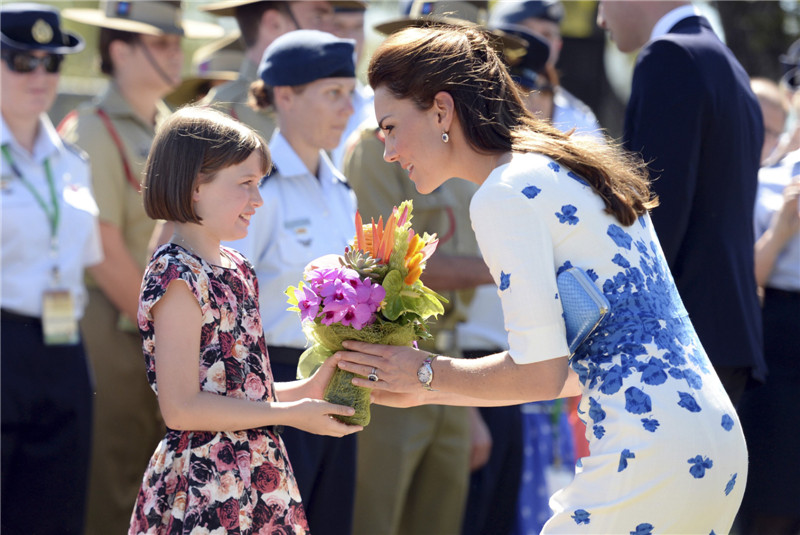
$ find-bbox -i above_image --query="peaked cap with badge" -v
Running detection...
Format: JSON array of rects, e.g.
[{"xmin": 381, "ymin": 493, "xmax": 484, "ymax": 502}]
[
  {"xmin": 0, "ymin": 2, "xmax": 84, "ymax": 54},
  {"xmin": 62, "ymin": 1, "xmax": 223, "ymax": 39}
]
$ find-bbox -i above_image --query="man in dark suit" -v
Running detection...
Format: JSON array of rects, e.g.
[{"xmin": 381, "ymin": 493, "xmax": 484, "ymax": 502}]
[{"xmin": 597, "ymin": 1, "xmax": 767, "ymax": 405}]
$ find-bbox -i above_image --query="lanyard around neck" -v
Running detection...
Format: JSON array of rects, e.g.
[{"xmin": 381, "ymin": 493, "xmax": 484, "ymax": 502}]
[{"xmin": 2, "ymin": 144, "xmax": 60, "ymax": 242}]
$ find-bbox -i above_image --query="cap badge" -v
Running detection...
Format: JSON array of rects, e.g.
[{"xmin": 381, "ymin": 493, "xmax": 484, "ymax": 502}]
[{"xmin": 32, "ymin": 19, "xmax": 54, "ymax": 44}]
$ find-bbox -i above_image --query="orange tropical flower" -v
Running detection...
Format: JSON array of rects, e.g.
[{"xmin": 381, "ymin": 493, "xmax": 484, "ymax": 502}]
[{"xmin": 355, "ymin": 211, "xmax": 397, "ymax": 263}]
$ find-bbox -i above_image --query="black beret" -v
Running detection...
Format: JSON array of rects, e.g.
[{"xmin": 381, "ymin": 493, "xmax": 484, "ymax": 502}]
[{"xmin": 258, "ymin": 30, "xmax": 355, "ymax": 87}]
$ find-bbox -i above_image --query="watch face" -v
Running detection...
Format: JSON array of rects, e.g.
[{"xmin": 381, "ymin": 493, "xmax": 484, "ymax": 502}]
[{"xmin": 417, "ymin": 364, "xmax": 432, "ymax": 384}]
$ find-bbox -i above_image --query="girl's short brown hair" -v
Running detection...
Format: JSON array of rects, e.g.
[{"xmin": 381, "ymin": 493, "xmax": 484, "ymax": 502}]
[{"xmin": 143, "ymin": 106, "xmax": 270, "ymax": 223}]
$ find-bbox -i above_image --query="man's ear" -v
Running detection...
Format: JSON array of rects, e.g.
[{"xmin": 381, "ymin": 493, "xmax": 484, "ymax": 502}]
[{"xmin": 432, "ymin": 91, "xmax": 455, "ymax": 132}]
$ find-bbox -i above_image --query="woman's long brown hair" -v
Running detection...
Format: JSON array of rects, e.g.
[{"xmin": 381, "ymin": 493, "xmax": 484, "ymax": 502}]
[{"xmin": 368, "ymin": 25, "xmax": 658, "ymax": 226}]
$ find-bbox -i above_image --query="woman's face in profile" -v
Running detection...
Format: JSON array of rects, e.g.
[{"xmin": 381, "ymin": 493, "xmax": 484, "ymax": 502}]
[{"xmin": 374, "ymin": 86, "xmax": 450, "ymax": 195}]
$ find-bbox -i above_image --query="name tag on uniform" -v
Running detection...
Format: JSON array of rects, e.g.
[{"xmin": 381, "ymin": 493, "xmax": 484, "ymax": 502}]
[{"xmin": 42, "ymin": 289, "xmax": 79, "ymax": 345}]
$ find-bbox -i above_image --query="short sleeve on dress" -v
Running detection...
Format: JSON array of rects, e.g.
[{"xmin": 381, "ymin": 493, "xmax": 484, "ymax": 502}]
[
  {"xmin": 470, "ymin": 170, "xmax": 570, "ymax": 365},
  {"xmin": 138, "ymin": 247, "xmax": 210, "ymax": 326}
]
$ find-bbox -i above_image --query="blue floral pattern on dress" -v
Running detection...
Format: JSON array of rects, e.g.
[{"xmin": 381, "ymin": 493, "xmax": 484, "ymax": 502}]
[
  {"xmin": 618, "ymin": 449, "xmax": 636, "ymax": 472},
  {"xmin": 725, "ymin": 474, "xmax": 737, "ymax": 496},
  {"xmin": 721, "ymin": 414, "xmax": 734, "ymax": 431},
  {"xmin": 572, "ymin": 509, "xmax": 591, "ymax": 525},
  {"xmin": 641, "ymin": 418, "xmax": 660, "ymax": 432},
  {"xmin": 522, "ymin": 185, "xmax": 541, "ymax": 199},
  {"xmin": 688, "ymin": 455, "xmax": 713, "ymax": 478},
  {"xmin": 631, "ymin": 523, "xmax": 654, "ymax": 535},
  {"xmin": 556, "ymin": 204, "xmax": 579, "ymax": 225},
  {"xmin": 499, "ymin": 271, "xmax": 511, "ymax": 291}
]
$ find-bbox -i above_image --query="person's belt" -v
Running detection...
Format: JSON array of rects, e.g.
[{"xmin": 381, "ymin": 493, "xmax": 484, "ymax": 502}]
[
  {"xmin": 1, "ymin": 309, "xmax": 40, "ymax": 324},
  {"xmin": 764, "ymin": 286, "xmax": 800, "ymax": 303}
]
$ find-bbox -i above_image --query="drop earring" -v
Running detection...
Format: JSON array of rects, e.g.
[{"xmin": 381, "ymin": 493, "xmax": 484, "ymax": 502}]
[{"xmin": 441, "ymin": 131, "xmax": 449, "ymax": 143}]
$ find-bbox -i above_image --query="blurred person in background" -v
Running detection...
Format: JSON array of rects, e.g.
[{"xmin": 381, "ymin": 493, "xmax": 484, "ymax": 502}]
[
  {"xmin": 165, "ymin": 30, "xmax": 243, "ymax": 108},
  {"xmin": 58, "ymin": 2, "xmax": 222, "ymax": 533},
  {"xmin": 329, "ymin": 0, "xmax": 374, "ymax": 170},
  {"xmin": 750, "ymin": 77, "xmax": 790, "ymax": 167},
  {"xmin": 226, "ymin": 29, "xmax": 359, "ymax": 535},
  {"xmin": 736, "ymin": 51, "xmax": 800, "ymax": 535},
  {"xmin": 342, "ymin": 2, "xmax": 529, "ymax": 534},
  {"xmin": 597, "ymin": 0, "xmax": 767, "ymax": 405},
  {"xmin": 0, "ymin": 4, "xmax": 101, "ymax": 534},
  {"xmin": 490, "ymin": 0, "xmax": 601, "ymax": 136},
  {"xmin": 201, "ymin": 0, "xmax": 338, "ymax": 140}
]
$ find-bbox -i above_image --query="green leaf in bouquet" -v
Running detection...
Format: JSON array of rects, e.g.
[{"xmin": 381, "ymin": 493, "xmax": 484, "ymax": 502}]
[{"xmin": 295, "ymin": 343, "xmax": 334, "ymax": 379}]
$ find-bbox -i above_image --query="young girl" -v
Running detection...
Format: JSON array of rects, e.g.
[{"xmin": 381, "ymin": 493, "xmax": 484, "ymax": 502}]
[{"xmin": 129, "ymin": 106, "xmax": 359, "ymax": 535}]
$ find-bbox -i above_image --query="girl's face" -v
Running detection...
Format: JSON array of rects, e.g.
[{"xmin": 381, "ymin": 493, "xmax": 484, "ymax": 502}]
[
  {"xmin": 374, "ymin": 86, "xmax": 450, "ymax": 194},
  {"xmin": 192, "ymin": 151, "xmax": 265, "ymax": 242},
  {"xmin": 0, "ymin": 50, "xmax": 60, "ymax": 121},
  {"xmin": 279, "ymin": 77, "xmax": 356, "ymax": 152}
]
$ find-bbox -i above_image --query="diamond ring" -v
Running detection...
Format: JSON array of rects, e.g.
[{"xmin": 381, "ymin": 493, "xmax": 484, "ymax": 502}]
[{"xmin": 368, "ymin": 367, "xmax": 379, "ymax": 382}]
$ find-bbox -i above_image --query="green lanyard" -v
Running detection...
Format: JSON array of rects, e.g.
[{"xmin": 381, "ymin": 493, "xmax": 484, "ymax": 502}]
[{"xmin": 1, "ymin": 144, "xmax": 60, "ymax": 244}]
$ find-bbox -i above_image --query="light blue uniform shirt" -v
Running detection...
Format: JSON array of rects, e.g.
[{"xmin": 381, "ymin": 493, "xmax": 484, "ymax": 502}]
[
  {"xmin": 755, "ymin": 150, "xmax": 800, "ymax": 292},
  {"xmin": 1, "ymin": 114, "xmax": 102, "ymax": 318},
  {"xmin": 226, "ymin": 130, "xmax": 357, "ymax": 347}
]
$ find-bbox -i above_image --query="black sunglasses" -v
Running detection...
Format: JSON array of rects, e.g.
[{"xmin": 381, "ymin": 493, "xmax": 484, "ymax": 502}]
[{"xmin": 1, "ymin": 51, "xmax": 64, "ymax": 73}]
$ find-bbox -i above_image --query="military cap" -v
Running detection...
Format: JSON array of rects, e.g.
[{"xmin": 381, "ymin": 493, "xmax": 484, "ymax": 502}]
[
  {"xmin": 489, "ymin": 0, "xmax": 565, "ymax": 26},
  {"xmin": 62, "ymin": 1, "xmax": 223, "ymax": 39},
  {"xmin": 201, "ymin": 1, "xmax": 366, "ymax": 18},
  {"xmin": 492, "ymin": 24, "xmax": 550, "ymax": 90},
  {"xmin": 0, "ymin": 3, "xmax": 84, "ymax": 54}
]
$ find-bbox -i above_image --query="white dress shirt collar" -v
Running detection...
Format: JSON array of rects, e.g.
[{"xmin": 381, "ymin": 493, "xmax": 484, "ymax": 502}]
[
  {"xmin": 650, "ymin": 4, "xmax": 702, "ymax": 42},
  {"xmin": 268, "ymin": 129, "xmax": 346, "ymax": 185},
  {"xmin": 0, "ymin": 113, "xmax": 62, "ymax": 163}
]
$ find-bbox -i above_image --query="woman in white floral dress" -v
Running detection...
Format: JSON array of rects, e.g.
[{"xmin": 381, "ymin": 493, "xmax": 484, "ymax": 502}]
[{"xmin": 337, "ymin": 26, "xmax": 747, "ymax": 534}]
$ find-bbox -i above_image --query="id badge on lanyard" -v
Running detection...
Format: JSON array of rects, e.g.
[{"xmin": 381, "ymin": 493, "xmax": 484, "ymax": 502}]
[{"xmin": 2, "ymin": 145, "xmax": 78, "ymax": 345}]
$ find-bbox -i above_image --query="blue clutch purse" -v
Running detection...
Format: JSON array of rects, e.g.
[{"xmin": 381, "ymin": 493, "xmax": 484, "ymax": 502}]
[{"xmin": 557, "ymin": 267, "xmax": 610, "ymax": 355}]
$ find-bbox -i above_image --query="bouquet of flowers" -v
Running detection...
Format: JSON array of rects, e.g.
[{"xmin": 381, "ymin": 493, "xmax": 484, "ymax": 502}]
[{"xmin": 286, "ymin": 200, "xmax": 447, "ymax": 425}]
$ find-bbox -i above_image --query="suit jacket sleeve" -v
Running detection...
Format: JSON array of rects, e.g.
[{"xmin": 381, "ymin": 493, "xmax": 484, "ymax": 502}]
[{"xmin": 624, "ymin": 39, "xmax": 705, "ymax": 267}]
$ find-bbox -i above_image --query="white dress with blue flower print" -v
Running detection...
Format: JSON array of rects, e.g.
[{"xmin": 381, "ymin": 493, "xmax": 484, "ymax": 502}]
[{"xmin": 470, "ymin": 153, "xmax": 747, "ymax": 535}]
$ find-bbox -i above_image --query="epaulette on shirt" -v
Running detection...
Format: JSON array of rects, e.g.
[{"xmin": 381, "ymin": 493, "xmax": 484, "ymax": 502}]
[
  {"xmin": 62, "ymin": 140, "xmax": 90, "ymax": 163},
  {"xmin": 261, "ymin": 163, "xmax": 280, "ymax": 185}
]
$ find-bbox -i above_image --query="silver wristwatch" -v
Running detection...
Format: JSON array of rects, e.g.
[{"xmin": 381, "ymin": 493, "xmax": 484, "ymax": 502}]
[{"xmin": 417, "ymin": 354, "xmax": 438, "ymax": 391}]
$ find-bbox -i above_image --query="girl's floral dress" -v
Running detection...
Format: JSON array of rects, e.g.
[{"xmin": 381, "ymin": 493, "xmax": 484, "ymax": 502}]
[
  {"xmin": 129, "ymin": 243, "xmax": 308, "ymax": 535},
  {"xmin": 470, "ymin": 153, "xmax": 747, "ymax": 534}
]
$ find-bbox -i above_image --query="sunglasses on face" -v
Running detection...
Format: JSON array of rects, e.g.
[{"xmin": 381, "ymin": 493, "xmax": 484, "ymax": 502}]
[{"xmin": 1, "ymin": 51, "xmax": 64, "ymax": 73}]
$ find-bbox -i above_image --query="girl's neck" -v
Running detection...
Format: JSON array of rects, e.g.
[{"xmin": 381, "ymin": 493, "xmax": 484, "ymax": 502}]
[
  {"xmin": 171, "ymin": 224, "xmax": 227, "ymax": 268},
  {"xmin": 3, "ymin": 111, "xmax": 40, "ymax": 154}
]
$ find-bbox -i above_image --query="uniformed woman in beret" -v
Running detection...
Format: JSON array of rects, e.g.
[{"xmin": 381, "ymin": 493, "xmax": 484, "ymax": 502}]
[
  {"xmin": 227, "ymin": 29, "xmax": 359, "ymax": 535},
  {"xmin": 0, "ymin": 4, "xmax": 101, "ymax": 534}
]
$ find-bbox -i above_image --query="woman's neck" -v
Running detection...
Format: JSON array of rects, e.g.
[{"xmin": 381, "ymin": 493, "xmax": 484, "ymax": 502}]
[
  {"xmin": 3, "ymin": 111, "xmax": 40, "ymax": 154},
  {"xmin": 171, "ymin": 224, "xmax": 225, "ymax": 267},
  {"xmin": 114, "ymin": 79, "xmax": 162, "ymax": 126},
  {"xmin": 280, "ymin": 126, "xmax": 322, "ymax": 177}
]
